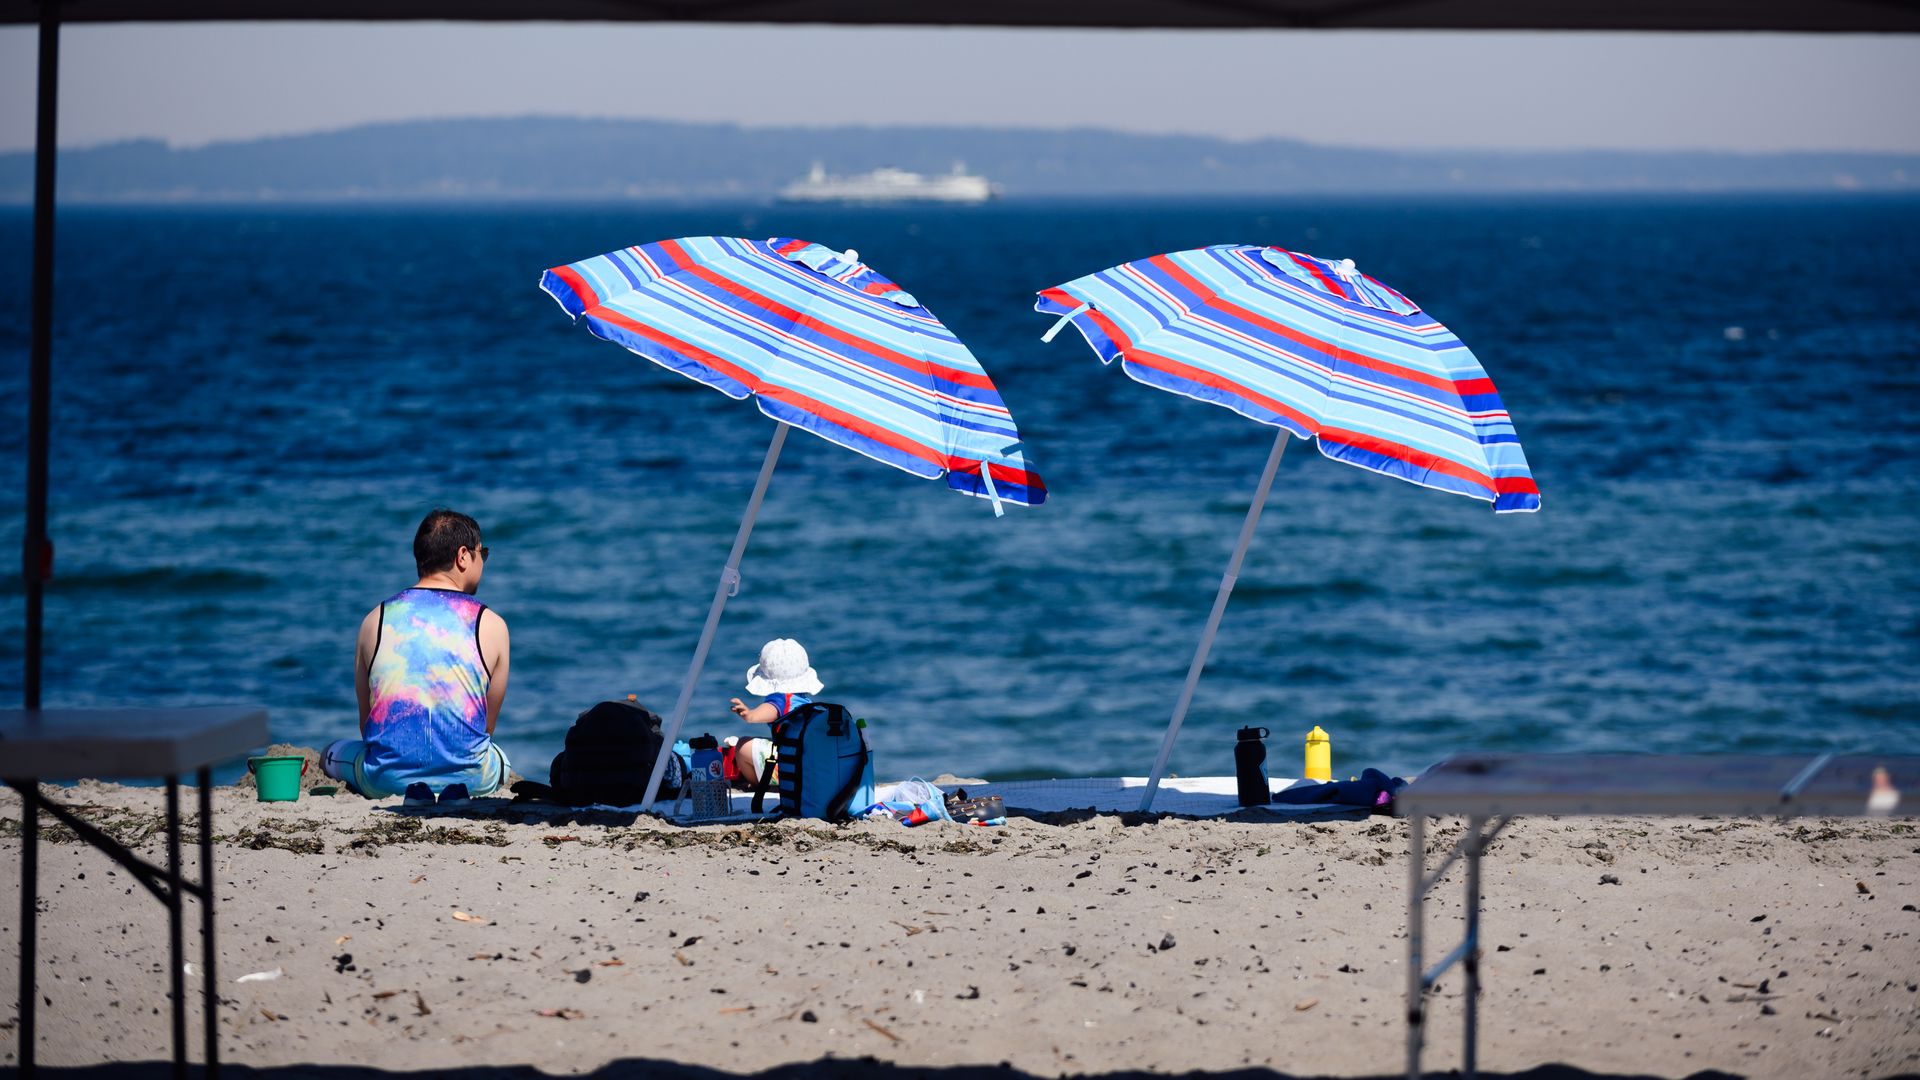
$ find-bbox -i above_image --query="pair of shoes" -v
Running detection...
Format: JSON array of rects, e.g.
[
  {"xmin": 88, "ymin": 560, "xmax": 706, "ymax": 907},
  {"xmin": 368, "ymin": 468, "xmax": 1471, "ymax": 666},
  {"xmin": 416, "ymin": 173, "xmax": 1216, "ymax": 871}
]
[
  {"xmin": 951, "ymin": 794, "xmax": 1005, "ymax": 822},
  {"xmin": 438, "ymin": 783, "xmax": 471, "ymax": 808},
  {"xmin": 402, "ymin": 783, "xmax": 435, "ymax": 807}
]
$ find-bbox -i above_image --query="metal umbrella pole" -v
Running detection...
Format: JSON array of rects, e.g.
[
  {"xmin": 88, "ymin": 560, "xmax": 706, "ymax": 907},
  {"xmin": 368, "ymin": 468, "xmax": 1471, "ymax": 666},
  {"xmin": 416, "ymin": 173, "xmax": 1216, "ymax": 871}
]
[
  {"xmin": 639, "ymin": 422, "xmax": 790, "ymax": 809},
  {"xmin": 1138, "ymin": 428, "xmax": 1289, "ymax": 811}
]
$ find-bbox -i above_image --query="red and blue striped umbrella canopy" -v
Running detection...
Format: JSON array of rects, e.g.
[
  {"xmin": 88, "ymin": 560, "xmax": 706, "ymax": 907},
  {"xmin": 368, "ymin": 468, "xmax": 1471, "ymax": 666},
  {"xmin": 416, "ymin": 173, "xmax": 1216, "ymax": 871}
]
[
  {"xmin": 543, "ymin": 236, "xmax": 1044, "ymax": 508},
  {"xmin": 1037, "ymin": 244, "xmax": 1539, "ymax": 512}
]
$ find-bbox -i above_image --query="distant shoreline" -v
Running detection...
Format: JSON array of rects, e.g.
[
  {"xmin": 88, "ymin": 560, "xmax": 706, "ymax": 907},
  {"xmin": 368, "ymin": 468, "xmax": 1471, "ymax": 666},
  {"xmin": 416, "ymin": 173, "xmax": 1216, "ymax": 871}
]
[{"xmin": 4, "ymin": 115, "xmax": 1915, "ymax": 205}]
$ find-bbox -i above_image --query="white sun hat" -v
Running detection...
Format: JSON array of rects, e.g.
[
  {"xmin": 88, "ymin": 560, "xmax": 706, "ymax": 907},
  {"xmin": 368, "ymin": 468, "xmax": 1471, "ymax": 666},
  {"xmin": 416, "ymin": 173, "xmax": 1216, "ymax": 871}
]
[{"xmin": 744, "ymin": 638, "xmax": 824, "ymax": 696}]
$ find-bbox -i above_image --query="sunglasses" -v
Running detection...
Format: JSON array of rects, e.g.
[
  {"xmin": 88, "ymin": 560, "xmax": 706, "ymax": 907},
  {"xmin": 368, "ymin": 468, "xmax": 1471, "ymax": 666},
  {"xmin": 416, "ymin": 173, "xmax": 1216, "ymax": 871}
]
[{"xmin": 468, "ymin": 544, "xmax": 490, "ymax": 562}]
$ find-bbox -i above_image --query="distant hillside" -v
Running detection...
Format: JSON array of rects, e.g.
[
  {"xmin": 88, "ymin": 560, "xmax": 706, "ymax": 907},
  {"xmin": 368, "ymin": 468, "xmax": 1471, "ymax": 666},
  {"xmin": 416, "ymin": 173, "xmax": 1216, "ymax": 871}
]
[{"xmin": 2, "ymin": 116, "xmax": 1915, "ymax": 202}]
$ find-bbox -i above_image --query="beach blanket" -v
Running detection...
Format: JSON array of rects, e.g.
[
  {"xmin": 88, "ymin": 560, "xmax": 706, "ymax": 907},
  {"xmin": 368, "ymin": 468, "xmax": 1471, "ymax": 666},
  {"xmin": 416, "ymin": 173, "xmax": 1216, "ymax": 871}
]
[{"xmin": 529, "ymin": 776, "xmax": 1370, "ymax": 824}]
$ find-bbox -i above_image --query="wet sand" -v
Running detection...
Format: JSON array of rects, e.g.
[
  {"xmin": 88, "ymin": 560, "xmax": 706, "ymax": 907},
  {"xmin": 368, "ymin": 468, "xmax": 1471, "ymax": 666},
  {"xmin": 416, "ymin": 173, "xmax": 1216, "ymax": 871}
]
[{"xmin": 1, "ymin": 772, "xmax": 1916, "ymax": 1080}]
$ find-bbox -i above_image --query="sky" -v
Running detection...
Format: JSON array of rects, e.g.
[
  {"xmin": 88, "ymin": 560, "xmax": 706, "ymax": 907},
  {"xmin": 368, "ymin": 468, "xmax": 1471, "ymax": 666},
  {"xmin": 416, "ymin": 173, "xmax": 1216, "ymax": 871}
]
[{"xmin": 1, "ymin": 23, "xmax": 1918, "ymax": 155}]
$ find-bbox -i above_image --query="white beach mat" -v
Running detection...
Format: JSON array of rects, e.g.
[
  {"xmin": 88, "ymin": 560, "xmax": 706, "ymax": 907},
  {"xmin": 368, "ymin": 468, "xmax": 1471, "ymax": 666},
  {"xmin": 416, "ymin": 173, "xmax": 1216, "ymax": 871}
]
[{"xmin": 960, "ymin": 775, "xmax": 1366, "ymax": 819}]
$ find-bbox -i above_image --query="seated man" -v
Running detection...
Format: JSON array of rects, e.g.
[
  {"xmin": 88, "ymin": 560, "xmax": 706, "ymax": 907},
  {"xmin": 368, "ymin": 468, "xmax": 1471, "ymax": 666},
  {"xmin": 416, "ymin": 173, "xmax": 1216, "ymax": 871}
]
[{"xmin": 322, "ymin": 508, "xmax": 511, "ymax": 806}]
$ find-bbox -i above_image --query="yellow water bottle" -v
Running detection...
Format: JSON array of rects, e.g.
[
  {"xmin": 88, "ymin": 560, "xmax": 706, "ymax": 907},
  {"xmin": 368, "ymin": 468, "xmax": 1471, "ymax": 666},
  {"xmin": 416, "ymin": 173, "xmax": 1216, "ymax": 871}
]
[{"xmin": 1304, "ymin": 726, "xmax": 1332, "ymax": 782}]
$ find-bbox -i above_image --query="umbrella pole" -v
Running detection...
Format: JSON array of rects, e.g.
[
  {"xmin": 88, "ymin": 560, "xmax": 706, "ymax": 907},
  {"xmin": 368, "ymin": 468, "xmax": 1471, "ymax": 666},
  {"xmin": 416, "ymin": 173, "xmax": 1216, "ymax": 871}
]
[
  {"xmin": 640, "ymin": 421, "xmax": 791, "ymax": 810},
  {"xmin": 1139, "ymin": 428, "xmax": 1289, "ymax": 812}
]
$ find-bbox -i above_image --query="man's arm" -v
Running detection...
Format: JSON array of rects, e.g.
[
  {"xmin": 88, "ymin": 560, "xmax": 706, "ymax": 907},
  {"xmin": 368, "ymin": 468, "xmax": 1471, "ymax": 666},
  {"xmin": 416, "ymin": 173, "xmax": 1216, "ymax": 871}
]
[
  {"xmin": 354, "ymin": 607, "xmax": 380, "ymax": 738},
  {"xmin": 479, "ymin": 609, "xmax": 510, "ymax": 736}
]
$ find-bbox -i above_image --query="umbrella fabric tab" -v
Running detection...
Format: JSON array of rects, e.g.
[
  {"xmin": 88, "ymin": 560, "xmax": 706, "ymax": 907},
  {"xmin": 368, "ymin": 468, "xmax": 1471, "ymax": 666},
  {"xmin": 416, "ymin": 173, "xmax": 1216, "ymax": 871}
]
[
  {"xmin": 977, "ymin": 460, "xmax": 1004, "ymax": 518},
  {"xmin": 1041, "ymin": 302, "xmax": 1092, "ymax": 343}
]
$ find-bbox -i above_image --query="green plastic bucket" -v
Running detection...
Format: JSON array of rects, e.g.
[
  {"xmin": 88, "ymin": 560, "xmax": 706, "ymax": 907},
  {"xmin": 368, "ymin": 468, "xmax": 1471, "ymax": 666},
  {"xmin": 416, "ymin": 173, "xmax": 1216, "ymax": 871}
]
[{"xmin": 248, "ymin": 756, "xmax": 307, "ymax": 802}]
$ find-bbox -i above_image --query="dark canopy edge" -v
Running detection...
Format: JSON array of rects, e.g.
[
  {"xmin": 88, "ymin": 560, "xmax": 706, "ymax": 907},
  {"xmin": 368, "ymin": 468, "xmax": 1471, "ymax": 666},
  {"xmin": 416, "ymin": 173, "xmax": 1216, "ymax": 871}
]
[{"xmin": 5, "ymin": 0, "xmax": 1920, "ymax": 31}]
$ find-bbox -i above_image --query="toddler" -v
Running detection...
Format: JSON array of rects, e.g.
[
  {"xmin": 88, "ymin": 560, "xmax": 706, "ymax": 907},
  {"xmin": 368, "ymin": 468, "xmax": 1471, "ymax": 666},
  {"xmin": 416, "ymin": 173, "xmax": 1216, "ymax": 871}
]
[{"xmin": 730, "ymin": 637, "xmax": 823, "ymax": 725}]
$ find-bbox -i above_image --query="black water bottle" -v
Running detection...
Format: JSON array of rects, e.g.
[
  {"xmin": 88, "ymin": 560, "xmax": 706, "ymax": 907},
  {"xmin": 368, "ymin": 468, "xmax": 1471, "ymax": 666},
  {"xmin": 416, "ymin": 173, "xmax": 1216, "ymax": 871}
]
[{"xmin": 1235, "ymin": 726, "xmax": 1271, "ymax": 806}]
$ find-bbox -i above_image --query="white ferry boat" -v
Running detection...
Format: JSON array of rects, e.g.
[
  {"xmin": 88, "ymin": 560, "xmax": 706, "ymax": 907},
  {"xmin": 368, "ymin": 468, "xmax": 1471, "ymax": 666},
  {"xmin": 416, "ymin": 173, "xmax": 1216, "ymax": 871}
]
[{"xmin": 778, "ymin": 162, "xmax": 997, "ymax": 204}]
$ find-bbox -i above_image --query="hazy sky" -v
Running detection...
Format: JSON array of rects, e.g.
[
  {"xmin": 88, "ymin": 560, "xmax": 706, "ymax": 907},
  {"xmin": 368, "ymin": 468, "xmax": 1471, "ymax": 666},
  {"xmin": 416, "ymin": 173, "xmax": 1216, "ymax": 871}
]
[{"xmin": 1, "ymin": 23, "xmax": 1917, "ymax": 155}]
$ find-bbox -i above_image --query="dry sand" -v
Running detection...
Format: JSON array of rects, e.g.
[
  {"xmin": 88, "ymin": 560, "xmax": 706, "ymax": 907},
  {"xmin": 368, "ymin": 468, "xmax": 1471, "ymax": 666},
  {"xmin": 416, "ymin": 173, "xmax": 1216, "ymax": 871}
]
[{"xmin": 1, "ymin": 770, "xmax": 1917, "ymax": 1080}]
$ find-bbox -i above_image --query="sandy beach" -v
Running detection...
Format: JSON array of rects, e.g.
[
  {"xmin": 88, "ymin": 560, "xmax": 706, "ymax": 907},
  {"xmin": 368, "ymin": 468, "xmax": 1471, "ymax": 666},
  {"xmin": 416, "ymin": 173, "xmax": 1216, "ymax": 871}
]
[{"xmin": 2, "ymin": 769, "xmax": 1916, "ymax": 1080}]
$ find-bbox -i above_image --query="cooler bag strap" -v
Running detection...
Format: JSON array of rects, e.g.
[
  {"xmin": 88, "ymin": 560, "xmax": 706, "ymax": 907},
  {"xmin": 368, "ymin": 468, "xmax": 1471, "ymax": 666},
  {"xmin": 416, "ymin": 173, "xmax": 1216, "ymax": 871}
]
[
  {"xmin": 822, "ymin": 743, "xmax": 872, "ymax": 823},
  {"xmin": 750, "ymin": 748, "xmax": 779, "ymax": 814}
]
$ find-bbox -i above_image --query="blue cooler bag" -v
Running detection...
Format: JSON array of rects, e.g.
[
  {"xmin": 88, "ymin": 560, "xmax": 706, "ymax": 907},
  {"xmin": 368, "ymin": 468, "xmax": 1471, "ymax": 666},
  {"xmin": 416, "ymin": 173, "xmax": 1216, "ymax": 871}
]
[{"xmin": 773, "ymin": 702, "xmax": 875, "ymax": 822}]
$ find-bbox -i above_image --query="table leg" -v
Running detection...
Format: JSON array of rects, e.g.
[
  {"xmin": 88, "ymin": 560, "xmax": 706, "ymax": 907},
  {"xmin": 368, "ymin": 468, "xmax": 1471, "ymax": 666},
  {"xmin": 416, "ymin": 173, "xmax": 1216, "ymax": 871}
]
[
  {"xmin": 17, "ymin": 782, "xmax": 39, "ymax": 1079},
  {"xmin": 198, "ymin": 769, "xmax": 218, "ymax": 1078},
  {"xmin": 1464, "ymin": 816, "xmax": 1484, "ymax": 1080},
  {"xmin": 1405, "ymin": 811, "xmax": 1425, "ymax": 1080},
  {"xmin": 166, "ymin": 777, "xmax": 185, "ymax": 1080}
]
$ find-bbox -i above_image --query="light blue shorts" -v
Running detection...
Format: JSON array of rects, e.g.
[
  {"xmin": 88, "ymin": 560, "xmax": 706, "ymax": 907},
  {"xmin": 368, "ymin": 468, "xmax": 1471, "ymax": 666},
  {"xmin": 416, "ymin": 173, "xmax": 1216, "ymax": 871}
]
[{"xmin": 320, "ymin": 738, "xmax": 510, "ymax": 799}]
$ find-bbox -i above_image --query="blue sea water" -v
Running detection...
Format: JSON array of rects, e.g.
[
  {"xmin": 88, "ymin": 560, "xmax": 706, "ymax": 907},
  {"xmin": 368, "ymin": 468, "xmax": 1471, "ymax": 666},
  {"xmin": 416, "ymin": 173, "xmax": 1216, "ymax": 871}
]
[{"xmin": 1, "ymin": 196, "xmax": 1916, "ymax": 784}]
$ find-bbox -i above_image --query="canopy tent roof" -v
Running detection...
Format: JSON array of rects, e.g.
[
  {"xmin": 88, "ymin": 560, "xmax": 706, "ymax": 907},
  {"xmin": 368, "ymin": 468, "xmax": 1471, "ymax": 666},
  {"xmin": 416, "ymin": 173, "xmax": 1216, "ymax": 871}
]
[{"xmin": 4, "ymin": 0, "xmax": 1920, "ymax": 30}]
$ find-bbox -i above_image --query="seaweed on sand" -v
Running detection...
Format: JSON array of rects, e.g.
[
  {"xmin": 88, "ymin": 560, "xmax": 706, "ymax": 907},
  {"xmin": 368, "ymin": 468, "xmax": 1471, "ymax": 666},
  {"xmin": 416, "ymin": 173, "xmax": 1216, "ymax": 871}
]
[
  {"xmin": 616, "ymin": 823, "xmax": 799, "ymax": 852},
  {"xmin": 0, "ymin": 804, "xmax": 173, "ymax": 848},
  {"xmin": 231, "ymin": 823, "xmax": 327, "ymax": 855},
  {"xmin": 615, "ymin": 823, "xmax": 956, "ymax": 856},
  {"xmin": 340, "ymin": 815, "xmax": 511, "ymax": 855}
]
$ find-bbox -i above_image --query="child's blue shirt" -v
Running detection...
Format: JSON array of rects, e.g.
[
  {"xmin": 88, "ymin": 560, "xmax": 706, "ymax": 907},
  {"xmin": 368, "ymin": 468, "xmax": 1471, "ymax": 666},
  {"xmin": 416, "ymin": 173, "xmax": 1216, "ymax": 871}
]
[{"xmin": 765, "ymin": 693, "xmax": 811, "ymax": 720}]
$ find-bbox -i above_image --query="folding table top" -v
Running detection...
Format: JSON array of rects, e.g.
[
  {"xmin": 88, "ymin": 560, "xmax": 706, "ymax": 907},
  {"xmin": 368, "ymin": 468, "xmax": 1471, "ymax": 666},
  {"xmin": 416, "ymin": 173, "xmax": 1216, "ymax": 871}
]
[
  {"xmin": 0, "ymin": 707, "xmax": 268, "ymax": 780},
  {"xmin": 1397, "ymin": 752, "xmax": 1919, "ymax": 819}
]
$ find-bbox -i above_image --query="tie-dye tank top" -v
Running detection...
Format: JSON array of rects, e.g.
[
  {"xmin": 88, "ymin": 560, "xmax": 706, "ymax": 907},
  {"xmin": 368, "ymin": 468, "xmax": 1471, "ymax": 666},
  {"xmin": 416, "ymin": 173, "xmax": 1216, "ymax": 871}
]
[{"xmin": 363, "ymin": 588, "xmax": 493, "ymax": 792}]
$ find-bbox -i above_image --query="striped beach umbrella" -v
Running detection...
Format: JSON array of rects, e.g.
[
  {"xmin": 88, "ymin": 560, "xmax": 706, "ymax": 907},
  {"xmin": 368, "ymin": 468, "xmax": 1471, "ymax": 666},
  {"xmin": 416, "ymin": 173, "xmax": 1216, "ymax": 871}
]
[
  {"xmin": 1036, "ymin": 244, "xmax": 1539, "ymax": 810},
  {"xmin": 544, "ymin": 236, "xmax": 1044, "ymax": 809}
]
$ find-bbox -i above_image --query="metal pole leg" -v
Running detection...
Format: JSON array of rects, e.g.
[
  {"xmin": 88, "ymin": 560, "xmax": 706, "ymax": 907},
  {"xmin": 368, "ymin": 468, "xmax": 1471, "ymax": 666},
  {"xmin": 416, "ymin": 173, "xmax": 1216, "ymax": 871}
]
[
  {"xmin": 1464, "ymin": 816, "xmax": 1485, "ymax": 1080},
  {"xmin": 23, "ymin": 0, "xmax": 59, "ymax": 712},
  {"xmin": 166, "ymin": 778, "xmax": 184, "ymax": 1080},
  {"xmin": 198, "ymin": 769, "xmax": 218, "ymax": 1077},
  {"xmin": 18, "ymin": 783, "xmax": 39, "ymax": 1079},
  {"xmin": 1405, "ymin": 812, "xmax": 1425, "ymax": 1080}
]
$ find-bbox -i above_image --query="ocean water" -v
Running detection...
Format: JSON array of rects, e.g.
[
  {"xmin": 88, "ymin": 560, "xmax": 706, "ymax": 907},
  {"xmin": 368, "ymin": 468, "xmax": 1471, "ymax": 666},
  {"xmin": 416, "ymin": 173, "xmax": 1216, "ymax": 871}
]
[{"xmin": 1, "ymin": 196, "xmax": 1916, "ymax": 784}]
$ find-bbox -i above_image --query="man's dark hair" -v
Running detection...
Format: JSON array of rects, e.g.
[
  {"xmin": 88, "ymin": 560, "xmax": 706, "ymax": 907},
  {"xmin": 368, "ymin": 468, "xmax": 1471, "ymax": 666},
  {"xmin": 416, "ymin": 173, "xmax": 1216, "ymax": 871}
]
[{"xmin": 414, "ymin": 509, "xmax": 482, "ymax": 577}]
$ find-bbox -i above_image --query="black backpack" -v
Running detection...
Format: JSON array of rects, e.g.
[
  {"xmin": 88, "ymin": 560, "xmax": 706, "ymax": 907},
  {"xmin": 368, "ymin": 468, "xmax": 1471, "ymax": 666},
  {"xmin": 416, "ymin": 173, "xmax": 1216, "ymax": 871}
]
[{"xmin": 544, "ymin": 699, "xmax": 680, "ymax": 805}]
